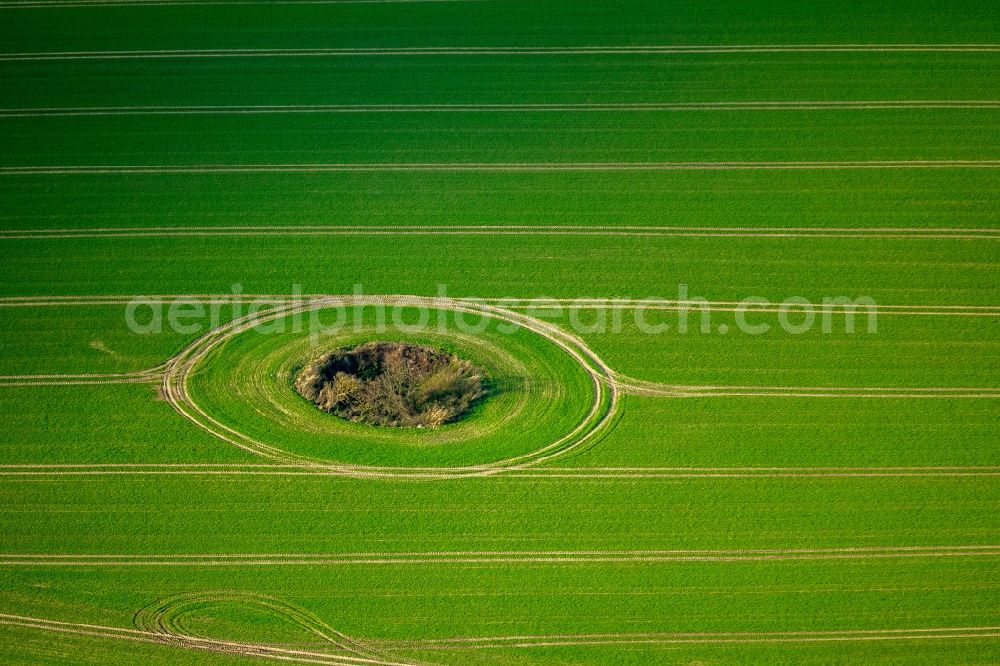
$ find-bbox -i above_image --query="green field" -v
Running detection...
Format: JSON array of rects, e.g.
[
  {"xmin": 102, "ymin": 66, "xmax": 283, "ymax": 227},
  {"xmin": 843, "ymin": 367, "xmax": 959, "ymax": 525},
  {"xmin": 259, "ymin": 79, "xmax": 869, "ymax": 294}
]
[{"xmin": 1, "ymin": 1, "xmax": 998, "ymax": 664}]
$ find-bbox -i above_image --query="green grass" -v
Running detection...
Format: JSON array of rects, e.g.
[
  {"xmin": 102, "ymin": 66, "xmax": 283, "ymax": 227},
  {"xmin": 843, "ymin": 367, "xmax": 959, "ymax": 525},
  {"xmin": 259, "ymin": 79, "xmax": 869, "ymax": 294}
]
[
  {"xmin": 3, "ymin": 475, "xmax": 998, "ymax": 554},
  {"xmin": 1, "ymin": 556, "xmax": 998, "ymax": 638},
  {"xmin": 5, "ymin": 54, "xmax": 1000, "ymax": 109},
  {"xmin": 187, "ymin": 308, "xmax": 597, "ymax": 466},
  {"xmin": 3, "ymin": 0, "xmax": 999, "ymax": 53},
  {"xmin": 0, "ymin": 304, "xmax": 246, "ymax": 374},
  {"xmin": 1, "ymin": 235, "xmax": 995, "ymax": 307},
  {"xmin": 2, "ymin": 109, "xmax": 997, "ymax": 165},
  {"xmin": 561, "ymin": 308, "xmax": 1000, "ymax": 387},
  {"xmin": 1, "ymin": 476, "xmax": 999, "ymax": 661},
  {"xmin": 574, "ymin": 394, "xmax": 1000, "ymax": 467},
  {"xmin": 2, "ymin": 170, "xmax": 999, "ymax": 231},
  {"xmin": 0, "ymin": 0, "xmax": 998, "ymax": 662},
  {"xmin": 0, "ymin": 384, "xmax": 256, "ymax": 464},
  {"xmin": 2, "ymin": 622, "xmax": 995, "ymax": 666}
]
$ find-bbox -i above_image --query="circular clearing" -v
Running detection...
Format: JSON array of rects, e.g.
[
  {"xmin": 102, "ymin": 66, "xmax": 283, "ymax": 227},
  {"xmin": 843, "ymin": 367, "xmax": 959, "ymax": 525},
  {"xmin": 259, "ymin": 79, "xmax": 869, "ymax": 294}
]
[{"xmin": 164, "ymin": 297, "xmax": 617, "ymax": 476}]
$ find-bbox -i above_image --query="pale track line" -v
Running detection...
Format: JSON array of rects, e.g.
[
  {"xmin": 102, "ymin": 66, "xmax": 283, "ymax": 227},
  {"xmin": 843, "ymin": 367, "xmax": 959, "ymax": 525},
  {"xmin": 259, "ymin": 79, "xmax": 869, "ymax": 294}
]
[
  {"xmin": 1, "ymin": 464, "xmax": 1000, "ymax": 478},
  {"xmin": 3, "ymin": 545, "xmax": 1000, "ymax": 566},
  {"xmin": 614, "ymin": 376, "xmax": 1000, "ymax": 399},
  {"xmin": 0, "ymin": 366, "xmax": 164, "ymax": 387},
  {"xmin": 388, "ymin": 625, "xmax": 1000, "ymax": 649},
  {"xmin": 0, "ymin": 612, "xmax": 414, "ymax": 666},
  {"xmin": 2, "ymin": 555, "xmax": 998, "ymax": 565},
  {"xmin": 0, "ymin": 294, "xmax": 995, "ymax": 319},
  {"xmin": 624, "ymin": 389, "xmax": 1000, "ymax": 399},
  {"xmin": 508, "ymin": 304, "xmax": 997, "ymax": 317},
  {"xmin": 398, "ymin": 631, "xmax": 1000, "ymax": 649},
  {"xmin": 5, "ymin": 463, "xmax": 989, "ymax": 469},
  {"xmin": 0, "ymin": 296, "xmax": 293, "ymax": 308},
  {"xmin": 2, "ymin": 223, "xmax": 998, "ymax": 240},
  {"xmin": 4, "ymin": 45, "xmax": 1000, "ymax": 60},
  {"xmin": 392, "ymin": 625, "xmax": 1000, "ymax": 645},
  {"xmin": 134, "ymin": 591, "xmax": 403, "ymax": 665},
  {"xmin": 496, "ymin": 298, "xmax": 1000, "ymax": 318},
  {"xmin": 2, "ymin": 161, "xmax": 1000, "ymax": 174},
  {"xmin": 0, "ymin": 377, "xmax": 161, "ymax": 387},
  {"xmin": 3, "ymin": 611, "xmax": 998, "ymax": 661},
  {"xmin": 2, "ymin": 100, "xmax": 999, "ymax": 116},
  {"xmin": 3, "ymin": 293, "xmax": 994, "ymax": 305},
  {"xmin": 12, "ymin": 545, "xmax": 1000, "ymax": 556},
  {"xmin": 504, "ymin": 470, "xmax": 1000, "ymax": 479},
  {"xmin": 3, "ymin": 225, "xmax": 999, "ymax": 234}
]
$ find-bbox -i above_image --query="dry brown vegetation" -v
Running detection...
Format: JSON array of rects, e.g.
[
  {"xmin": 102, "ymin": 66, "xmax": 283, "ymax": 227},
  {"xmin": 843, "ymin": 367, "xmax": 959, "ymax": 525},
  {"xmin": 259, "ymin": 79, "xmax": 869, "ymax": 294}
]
[{"xmin": 294, "ymin": 342, "xmax": 487, "ymax": 427}]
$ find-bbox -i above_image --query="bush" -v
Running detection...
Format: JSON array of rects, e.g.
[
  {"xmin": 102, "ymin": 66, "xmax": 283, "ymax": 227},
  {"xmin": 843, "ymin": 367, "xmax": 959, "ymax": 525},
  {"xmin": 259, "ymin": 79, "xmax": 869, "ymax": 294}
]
[{"xmin": 294, "ymin": 342, "xmax": 487, "ymax": 428}]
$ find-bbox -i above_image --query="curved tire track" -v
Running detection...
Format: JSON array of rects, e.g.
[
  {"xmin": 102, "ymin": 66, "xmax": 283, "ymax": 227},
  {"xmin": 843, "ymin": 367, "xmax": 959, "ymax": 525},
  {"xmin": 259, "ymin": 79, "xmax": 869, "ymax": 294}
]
[{"xmin": 160, "ymin": 295, "xmax": 618, "ymax": 478}]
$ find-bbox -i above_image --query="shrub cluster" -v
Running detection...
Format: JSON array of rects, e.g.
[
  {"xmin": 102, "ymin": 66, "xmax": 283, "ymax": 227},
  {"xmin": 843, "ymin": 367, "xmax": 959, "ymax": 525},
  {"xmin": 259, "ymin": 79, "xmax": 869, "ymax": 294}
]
[{"xmin": 294, "ymin": 342, "xmax": 487, "ymax": 428}]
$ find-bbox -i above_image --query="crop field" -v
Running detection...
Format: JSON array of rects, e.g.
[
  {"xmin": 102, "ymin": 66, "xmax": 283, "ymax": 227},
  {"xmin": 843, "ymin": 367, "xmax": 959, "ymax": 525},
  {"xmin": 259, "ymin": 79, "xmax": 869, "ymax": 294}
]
[{"xmin": 1, "ymin": 1, "xmax": 999, "ymax": 664}]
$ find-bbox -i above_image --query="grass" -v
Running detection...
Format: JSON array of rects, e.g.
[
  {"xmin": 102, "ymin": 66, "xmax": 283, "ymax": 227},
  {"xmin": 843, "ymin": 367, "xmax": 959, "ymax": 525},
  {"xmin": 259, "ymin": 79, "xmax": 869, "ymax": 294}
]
[
  {"xmin": 0, "ymin": 0, "xmax": 998, "ymax": 662},
  {"xmin": 3, "ymin": 109, "xmax": 998, "ymax": 165},
  {"xmin": 0, "ymin": 384, "xmax": 257, "ymax": 464},
  {"xmin": 0, "ymin": 304, "xmax": 246, "ymax": 374},
  {"xmin": 1, "ymin": 624, "xmax": 994, "ymax": 666},
  {"xmin": 1, "ymin": 235, "xmax": 996, "ymax": 307},
  {"xmin": 187, "ymin": 308, "xmax": 597, "ymax": 466},
  {"xmin": 2, "ymin": 474, "xmax": 998, "ymax": 553},
  {"xmin": 560, "ymin": 308, "xmax": 1000, "ymax": 387},
  {"xmin": 4, "ymin": 54, "xmax": 1000, "ymax": 109},
  {"xmin": 1, "ymin": 555, "xmax": 997, "ymax": 636},
  {"xmin": 2, "ymin": 170, "xmax": 999, "ymax": 231},
  {"xmin": 574, "ymin": 394, "xmax": 1000, "ymax": 468},
  {"xmin": 3, "ymin": 0, "xmax": 1000, "ymax": 53}
]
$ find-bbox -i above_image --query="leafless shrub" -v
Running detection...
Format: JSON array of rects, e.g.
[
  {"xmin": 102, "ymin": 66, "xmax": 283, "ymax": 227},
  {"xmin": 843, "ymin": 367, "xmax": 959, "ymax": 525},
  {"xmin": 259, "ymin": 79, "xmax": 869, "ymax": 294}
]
[{"xmin": 294, "ymin": 342, "xmax": 487, "ymax": 428}]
